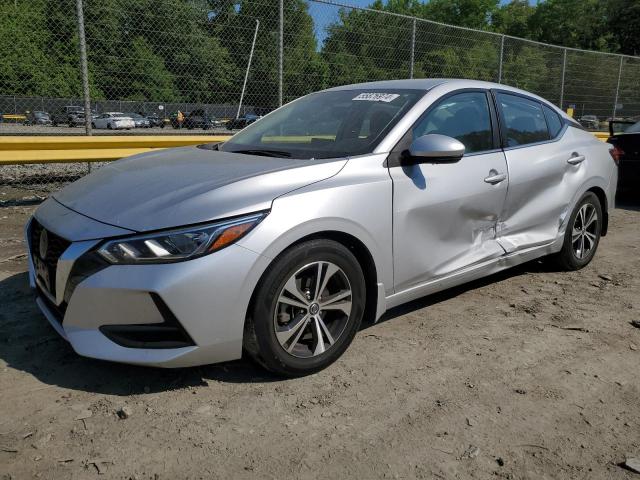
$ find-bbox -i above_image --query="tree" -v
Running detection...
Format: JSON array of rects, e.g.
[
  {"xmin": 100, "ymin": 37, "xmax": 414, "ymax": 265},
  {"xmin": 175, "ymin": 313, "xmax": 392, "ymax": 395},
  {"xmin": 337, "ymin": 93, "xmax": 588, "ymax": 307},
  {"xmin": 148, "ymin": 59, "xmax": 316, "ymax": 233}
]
[
  {"xmin": 526, "ymin": 0, "xmax": 613, "ymax": 51},
  {"xmin": 322, "ymin": 3, "xmax": 414, "ymax": 87},
  {"xmin": 216, "ymin": 0, "xmax": 325, "ymax": 110},
  {"xmin": 421, "ymin": 0, "xmax": 500, "ymax": 30},
  {"xmin": 606, "ymin": 0, "xmax": 640, "ymax": 56},
  {"xmin": 492, "ymin": 0, "xmax": 535, "ymax": 37},
  {"xmin": 0, "ymin": 0, "xmax": 86, "ymax": 98}
]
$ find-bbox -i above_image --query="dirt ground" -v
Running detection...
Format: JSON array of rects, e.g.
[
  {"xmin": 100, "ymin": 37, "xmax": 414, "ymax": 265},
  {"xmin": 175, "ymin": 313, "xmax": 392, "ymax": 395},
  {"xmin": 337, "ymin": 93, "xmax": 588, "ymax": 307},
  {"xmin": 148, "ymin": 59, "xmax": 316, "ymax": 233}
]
[{"xmin": 1, "ymin": 200, "xmax": 639, "ymax": 480}]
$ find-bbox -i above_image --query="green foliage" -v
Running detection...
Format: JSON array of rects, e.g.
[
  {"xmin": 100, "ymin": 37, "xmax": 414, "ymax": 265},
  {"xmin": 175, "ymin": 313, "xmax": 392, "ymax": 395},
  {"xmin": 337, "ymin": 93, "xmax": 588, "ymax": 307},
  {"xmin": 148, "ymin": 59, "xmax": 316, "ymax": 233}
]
[
  {"xmin": 491, "ymin": 0, "xmax": 535, "ymax": 38},
  {"xmin": 421, "ymin": 0, "xmax": 500, "ymax": 30},
  {"xmin": 0, "ymin": 0, "xmax": 83, "ymax": 97},
  {"xmin": 0, "ymin": 0, "xmax": 638, "ymax": 112}
]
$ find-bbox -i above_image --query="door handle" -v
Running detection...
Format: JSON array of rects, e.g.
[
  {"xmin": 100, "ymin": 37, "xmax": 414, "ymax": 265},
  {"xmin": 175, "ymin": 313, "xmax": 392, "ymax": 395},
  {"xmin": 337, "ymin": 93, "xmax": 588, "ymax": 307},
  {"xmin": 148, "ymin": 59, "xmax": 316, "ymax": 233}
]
[
  {"xmin": 484, "ymin": 172, "xmax": 507, "ymax": 184},
  {"xmin": 567, "ymin": 153, "xmax": 585, "ymax": 165}
]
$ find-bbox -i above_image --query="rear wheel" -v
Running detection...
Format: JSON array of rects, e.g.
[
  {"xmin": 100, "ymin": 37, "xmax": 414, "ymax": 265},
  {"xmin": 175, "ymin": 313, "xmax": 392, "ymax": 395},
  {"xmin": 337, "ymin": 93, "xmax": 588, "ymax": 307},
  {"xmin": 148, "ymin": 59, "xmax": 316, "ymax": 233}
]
[
  {"xmin": 244, "ymin": 239, "xmax": 366, "ymax": 377},
  {"xmin": 555, "ymin": 192, "xmax": 602, "ymax": 270}
]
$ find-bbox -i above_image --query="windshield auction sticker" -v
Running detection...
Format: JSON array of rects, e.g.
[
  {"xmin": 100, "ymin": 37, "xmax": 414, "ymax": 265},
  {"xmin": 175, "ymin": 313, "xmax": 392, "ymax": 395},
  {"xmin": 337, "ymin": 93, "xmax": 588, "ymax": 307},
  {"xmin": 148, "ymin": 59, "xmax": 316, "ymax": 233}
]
[{"xmin": 352, "ymin": 93, "xmax": 400, "ymax": 102}]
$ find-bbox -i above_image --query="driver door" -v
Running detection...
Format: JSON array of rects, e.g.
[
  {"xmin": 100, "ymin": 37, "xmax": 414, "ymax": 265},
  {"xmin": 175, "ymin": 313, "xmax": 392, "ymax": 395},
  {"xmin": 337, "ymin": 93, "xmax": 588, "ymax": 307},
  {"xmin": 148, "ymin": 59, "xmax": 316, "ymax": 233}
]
[{"xmin": 388, "ymin": 90, "xmax": 509, "ymax": 292}]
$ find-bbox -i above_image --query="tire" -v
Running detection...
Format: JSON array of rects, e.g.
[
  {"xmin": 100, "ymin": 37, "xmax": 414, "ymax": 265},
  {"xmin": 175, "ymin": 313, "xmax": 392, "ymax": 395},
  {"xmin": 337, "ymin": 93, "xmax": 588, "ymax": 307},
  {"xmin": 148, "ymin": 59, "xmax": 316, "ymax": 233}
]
[
  {"xmin": 555, "ymin": 191, "xmax": 602, "ymax": 271},
  {"xmin": 107, "ymin": 123, "xmax": 112, "ymax": 130},
  {"xmin": 91, "ymin": 122, "xmax": 96, "ymax": 129},
  {"xmin": 244, "ymin": 239, "xmax": 366, "ymax": 377}
]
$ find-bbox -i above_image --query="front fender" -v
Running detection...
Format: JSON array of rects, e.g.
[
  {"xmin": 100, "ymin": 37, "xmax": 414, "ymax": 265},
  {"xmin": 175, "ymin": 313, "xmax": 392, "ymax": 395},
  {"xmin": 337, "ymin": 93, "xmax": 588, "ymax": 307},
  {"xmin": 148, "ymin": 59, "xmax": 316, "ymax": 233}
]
[{"xmin": 237, "ymin": 154, "xmax": 394, "ymax": 296}]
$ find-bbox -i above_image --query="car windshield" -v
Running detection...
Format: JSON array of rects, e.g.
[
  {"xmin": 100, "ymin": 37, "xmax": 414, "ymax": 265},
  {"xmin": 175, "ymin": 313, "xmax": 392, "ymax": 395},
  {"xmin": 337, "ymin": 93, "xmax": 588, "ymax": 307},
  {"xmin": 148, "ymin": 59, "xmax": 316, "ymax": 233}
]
[
  {"xmin": 625, "ymin": 121, "xmax": 640, "ymax": 133},
  {"xmin": 220, "ymin": 89, "xmax": 425, "ymax": 159},
  {"xmin": 127, "ymin": 113, "xmax": 143, "ymax": 119}
]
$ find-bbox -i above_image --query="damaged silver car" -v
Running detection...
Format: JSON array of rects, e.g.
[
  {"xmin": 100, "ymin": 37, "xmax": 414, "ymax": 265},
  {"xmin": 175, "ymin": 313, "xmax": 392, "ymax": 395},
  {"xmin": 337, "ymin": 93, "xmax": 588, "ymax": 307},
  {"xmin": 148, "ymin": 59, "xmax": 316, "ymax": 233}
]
[{"xmin": 27, "ymin": 79, "xmax": 617, "ymax": 376}]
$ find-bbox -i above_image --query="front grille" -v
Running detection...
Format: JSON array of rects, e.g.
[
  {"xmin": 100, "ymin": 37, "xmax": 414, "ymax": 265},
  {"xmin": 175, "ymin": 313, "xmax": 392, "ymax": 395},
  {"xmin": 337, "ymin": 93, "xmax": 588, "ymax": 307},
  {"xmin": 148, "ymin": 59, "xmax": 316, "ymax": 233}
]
[{"xmin": 29, "ymin": 219, "xmax": 71, "ymax": 299}]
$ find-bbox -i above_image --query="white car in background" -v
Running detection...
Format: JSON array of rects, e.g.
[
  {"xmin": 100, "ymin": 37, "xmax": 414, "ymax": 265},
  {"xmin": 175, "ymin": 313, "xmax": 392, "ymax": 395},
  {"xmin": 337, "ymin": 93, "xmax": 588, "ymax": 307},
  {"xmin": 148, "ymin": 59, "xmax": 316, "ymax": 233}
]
[{"xmin": 91, "ymin": 112, "xmax": 135, "ymax": 130}]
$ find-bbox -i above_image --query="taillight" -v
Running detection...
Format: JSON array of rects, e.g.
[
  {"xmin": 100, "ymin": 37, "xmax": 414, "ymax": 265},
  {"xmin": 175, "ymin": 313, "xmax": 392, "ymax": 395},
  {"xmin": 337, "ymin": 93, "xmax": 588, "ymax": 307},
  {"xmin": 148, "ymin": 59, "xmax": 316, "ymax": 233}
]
[{"xmin": 609, "ymin": 145, "xmax": 624, "ymax": 166}]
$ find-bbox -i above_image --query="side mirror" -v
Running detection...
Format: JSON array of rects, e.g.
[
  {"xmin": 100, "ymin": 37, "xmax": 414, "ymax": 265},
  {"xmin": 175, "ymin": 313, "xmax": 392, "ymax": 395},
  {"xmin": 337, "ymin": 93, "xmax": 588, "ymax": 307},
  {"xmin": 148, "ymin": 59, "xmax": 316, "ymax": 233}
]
[{"xmin": 403, "ymin": 134, "xmax": 465, "ymax": 165}]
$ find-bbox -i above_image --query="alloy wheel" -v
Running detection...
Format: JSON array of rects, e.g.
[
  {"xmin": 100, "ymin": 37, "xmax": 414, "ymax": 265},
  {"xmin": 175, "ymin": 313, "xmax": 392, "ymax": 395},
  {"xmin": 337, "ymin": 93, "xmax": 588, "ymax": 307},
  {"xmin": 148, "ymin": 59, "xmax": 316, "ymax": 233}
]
[
  {"xmin": 572, "ymin": 203, "xmax": 598, "ymax": 260},
  {"xmin": 273, "ymin": 261, "xmax": 352, "ymax": 358}
]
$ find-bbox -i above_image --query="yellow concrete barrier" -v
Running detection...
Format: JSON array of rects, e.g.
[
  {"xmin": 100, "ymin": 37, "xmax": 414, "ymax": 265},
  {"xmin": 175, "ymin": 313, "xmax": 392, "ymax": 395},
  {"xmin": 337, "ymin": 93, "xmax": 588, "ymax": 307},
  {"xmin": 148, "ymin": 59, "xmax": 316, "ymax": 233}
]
[{"xmin": 0, "ymin": 135, "xmax": 231, "ymax": 165}]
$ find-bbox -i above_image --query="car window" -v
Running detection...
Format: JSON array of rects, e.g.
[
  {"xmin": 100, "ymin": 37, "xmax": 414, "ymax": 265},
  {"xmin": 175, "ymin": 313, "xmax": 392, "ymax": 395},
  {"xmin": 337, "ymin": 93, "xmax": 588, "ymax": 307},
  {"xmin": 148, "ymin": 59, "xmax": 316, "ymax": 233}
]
[
  {"xmin": 412, "ymin": 91, "xmax": 493, "ymax": 154},
  {"xmin": 626, "ymin": 121, "xmax": 640, "ymax": 133},
  {"xmin": 497, "ymin": 93, "xmax": 550, "ymax": 147},
  {"xmin": 542, "ymin": 104, "xmax": 563, "ymax": 138}
]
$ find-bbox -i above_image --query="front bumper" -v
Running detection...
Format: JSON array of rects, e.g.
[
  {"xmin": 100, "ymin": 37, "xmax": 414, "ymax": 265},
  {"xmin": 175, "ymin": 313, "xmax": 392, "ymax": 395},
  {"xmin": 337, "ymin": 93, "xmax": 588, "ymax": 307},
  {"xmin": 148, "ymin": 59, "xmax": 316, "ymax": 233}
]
[{"xmin": 27, "ymin": 202, "xmax": 270, "ymax": 367}]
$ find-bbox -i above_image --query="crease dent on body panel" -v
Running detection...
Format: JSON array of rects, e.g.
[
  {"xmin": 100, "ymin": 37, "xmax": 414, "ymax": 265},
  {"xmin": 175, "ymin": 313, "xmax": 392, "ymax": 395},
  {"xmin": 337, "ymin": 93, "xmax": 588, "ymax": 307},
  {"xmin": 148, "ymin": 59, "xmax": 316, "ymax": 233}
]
[{"xmin": 270, "ymin": 157, "xmax": 351, "ymax": 206}]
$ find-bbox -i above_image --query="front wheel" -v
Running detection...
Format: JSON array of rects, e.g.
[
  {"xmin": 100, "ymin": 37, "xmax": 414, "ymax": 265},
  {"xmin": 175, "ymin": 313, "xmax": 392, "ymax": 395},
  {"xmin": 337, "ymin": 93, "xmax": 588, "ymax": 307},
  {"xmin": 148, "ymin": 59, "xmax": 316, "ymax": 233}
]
[
  {"xmin": 555, "ymin": 191, "xmax": 602, "ymax": 270},
  {"xmin": 244, "ymin": 239, "xmax": 366, "ymax": 377}
]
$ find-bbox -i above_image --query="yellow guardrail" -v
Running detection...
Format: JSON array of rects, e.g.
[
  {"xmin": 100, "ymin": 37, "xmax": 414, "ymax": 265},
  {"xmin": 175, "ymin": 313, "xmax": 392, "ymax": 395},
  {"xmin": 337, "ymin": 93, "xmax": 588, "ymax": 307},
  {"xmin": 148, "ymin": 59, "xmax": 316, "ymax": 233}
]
[
  {"xmin": 1, "ymin": 114, "xmax": 27, "ymax": 121},
  {"xmin": 0, "ymin": 131, "xmax": 611, "ymax": 165},
  {"xmin": 0, "ymin": 135, "xmax": 231, "ymax": 165},
  {"xmin": 592, "ymin": 131, "xmax": 609, "ymax": 141}
]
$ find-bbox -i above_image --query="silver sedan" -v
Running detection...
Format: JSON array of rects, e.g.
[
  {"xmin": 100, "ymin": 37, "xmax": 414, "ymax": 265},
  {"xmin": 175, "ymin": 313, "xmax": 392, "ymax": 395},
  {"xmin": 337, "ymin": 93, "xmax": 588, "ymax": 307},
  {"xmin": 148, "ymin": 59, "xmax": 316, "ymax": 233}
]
[{"xmin": 26, "ymin": 79, "xmax": 617, "ymax": 376}]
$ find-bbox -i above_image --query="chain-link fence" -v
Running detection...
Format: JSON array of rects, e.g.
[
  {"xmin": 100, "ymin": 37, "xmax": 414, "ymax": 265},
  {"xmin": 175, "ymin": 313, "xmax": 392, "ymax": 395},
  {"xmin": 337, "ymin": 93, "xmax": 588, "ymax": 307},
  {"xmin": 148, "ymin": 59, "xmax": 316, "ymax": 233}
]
[{"xmin": 1, "ymin": 0, "xmax": 639, "ymax": 202}]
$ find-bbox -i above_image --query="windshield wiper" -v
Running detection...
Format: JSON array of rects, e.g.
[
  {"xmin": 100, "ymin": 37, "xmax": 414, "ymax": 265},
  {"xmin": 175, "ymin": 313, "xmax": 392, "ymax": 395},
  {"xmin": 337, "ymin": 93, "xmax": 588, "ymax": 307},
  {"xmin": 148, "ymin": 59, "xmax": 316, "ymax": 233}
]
[{"xmin": 231, "ymin": 149, "xmax": 292, "ymax": 158}]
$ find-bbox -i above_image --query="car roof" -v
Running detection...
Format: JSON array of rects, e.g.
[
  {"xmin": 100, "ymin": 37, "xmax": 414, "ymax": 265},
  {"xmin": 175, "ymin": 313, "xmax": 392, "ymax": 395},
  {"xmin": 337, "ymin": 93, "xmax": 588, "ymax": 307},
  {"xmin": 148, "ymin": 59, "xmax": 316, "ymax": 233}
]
[
  {"xmin": 328, "ymin": 78, "xmax": 543, "ymax": 95},
  {"xmin": 326, "ymin": 78, "xmax": 569, "ymax": 119}
]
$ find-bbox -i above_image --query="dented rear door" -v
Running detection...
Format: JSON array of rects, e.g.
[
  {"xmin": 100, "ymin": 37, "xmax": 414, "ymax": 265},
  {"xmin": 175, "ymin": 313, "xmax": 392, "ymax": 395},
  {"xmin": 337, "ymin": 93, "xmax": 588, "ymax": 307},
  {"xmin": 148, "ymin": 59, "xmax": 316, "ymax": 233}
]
[{"xmin": 493, "ymin": 91, "xmax": 576, "ymax": 253}]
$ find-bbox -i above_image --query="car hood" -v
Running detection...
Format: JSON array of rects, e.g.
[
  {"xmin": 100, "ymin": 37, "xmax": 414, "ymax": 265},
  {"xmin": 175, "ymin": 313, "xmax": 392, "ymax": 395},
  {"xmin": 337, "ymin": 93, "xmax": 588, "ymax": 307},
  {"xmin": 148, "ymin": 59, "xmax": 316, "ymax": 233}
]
[{"xmin": 53, "ymin": 145, "xmax": 347, "ymax": 232}]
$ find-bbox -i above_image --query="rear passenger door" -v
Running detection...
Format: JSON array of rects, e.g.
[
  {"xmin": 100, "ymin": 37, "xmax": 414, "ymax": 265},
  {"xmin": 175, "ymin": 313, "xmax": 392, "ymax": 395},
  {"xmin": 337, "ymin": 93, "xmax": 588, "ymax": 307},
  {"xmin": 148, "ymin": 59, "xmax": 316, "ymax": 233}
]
[{"xmin": 494, "ymin": 91, "xmax": 575, "ymax": 252}]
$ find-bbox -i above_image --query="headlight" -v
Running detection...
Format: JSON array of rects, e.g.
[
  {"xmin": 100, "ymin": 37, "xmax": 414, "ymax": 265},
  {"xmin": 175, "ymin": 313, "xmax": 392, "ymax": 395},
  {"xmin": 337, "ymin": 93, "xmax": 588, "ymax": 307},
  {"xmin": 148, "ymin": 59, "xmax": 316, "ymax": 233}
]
[{"xmin": 97, "ymin": 212, "xmax": 266, "ymax": 264}]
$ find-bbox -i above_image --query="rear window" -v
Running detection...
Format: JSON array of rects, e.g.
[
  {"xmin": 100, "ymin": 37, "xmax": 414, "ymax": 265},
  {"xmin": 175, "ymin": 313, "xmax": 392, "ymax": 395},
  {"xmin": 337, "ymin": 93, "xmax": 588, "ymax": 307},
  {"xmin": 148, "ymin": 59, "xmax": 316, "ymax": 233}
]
[
  {"xmin": 543, "ymin": 104, "xmax": 563, "ymax": 138},
  {"xmin": 497, "ymin": 93, "xmax": 550, "ymax": 147}
]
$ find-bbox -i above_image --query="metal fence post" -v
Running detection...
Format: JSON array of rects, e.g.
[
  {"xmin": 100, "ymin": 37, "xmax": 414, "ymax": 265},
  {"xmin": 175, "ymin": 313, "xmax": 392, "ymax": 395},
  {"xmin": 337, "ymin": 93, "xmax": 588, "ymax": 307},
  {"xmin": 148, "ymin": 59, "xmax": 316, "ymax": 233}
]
[
  {"xmin": 409, "ymin": 18, "xmax": 416, "ymax": 79},
  {"xmin": 498, "ymin": 35, "xmax": 505, "ymax": 83},
  {"xmin": 612, "ymin": 56, "xmax": 623, "ymax": 120},
  {"xmin": 75, "ymin": 0, "xmax": 92, "ymax": 138},
  {"xmin": 559, "ymin": 48, "xmax": 567, "ymax": 109},
  {"xmin": 278, "ymin": 0, "xmax": 283, "ymax": 107},
  {"xmin": 237, "ymin": 19, "xmax": 259, "ymax": 119}
]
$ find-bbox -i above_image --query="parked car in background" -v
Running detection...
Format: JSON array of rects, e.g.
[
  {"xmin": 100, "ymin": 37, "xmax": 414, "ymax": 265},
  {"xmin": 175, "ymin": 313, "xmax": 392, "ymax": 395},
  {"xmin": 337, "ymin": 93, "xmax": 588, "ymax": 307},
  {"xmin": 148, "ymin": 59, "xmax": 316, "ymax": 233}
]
[
  {"xmin": 26, "ymin": 79, "xmax": 617, "ymax": 376},
  {"xmin": 91, "ymin": 112, "xmax": 135, "ymax": 130},
  {"xmin": 146, "ymin": 113, "xmax": 167, "ymax": 128},
  {"xmin": 125, "ymin": 113, "xmax": 151, "ymax": 128},
  {"xmin": 608, "ymin": 119, "xmax": 640, "ymax": 194},
  {"xmin": 24, "ymin": 111, "xmax": 52, "ymax": 126},
  {"xmin": 71, "ymin": 112, "xmax": 100, "ymax": 128},
  {"xmin": 52, "ymin": 106, "xmax": 84, "ymax": 127},
  {"xmin": 578, "ymin": 115, "xmax": 599, "ymax": 130},
  {"xmin": 183, "ymin": 109, "xmax": 215, "ymax": 130},
  {"xmin": 226, "ymin": 114, "xmax": 260, "ymax": 130}
]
